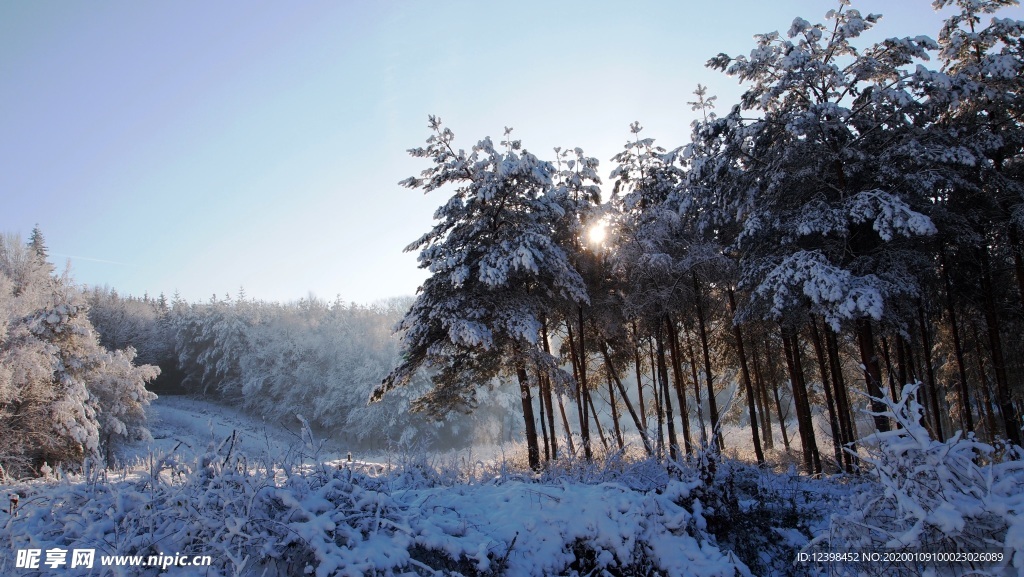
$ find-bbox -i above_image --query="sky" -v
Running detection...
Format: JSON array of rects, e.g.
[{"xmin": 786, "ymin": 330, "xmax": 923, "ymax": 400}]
[{"xmin": 3, "ymin": 0, "xmax": 1021, "ymax": 306}]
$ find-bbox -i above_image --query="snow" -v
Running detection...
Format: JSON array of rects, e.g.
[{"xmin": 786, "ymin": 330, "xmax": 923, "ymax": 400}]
[{"xmin": 2, "ymin": 387, "xmax": 1022, "ymax": 576}]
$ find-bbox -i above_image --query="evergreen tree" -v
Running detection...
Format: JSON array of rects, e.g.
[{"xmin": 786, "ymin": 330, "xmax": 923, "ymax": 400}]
[{"xmin": 376, "ymin": 118, "xmax": 589, "ymax": 470}]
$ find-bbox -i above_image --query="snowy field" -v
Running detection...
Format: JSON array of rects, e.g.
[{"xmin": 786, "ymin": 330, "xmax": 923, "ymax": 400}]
[{"xmin": 2, "ymin": 390, "xmax": 1023, "ymax": 576}]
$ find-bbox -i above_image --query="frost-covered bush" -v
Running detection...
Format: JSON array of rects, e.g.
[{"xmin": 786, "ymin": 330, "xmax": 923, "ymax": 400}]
[
  {"xmin": 0, "ymin": 233, "xmax": 159, "ymax": 477},
  {"xmin": 0, "ymin": 435, "xmax": 753, "ymax": 577},
  {"xmin": 810, "ymin": 384, "xmax": 1024, "ymax": 576}
]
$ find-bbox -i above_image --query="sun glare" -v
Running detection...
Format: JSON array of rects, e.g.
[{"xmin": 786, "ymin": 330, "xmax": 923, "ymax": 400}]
[{"xmin": 587, "ymin": 222, "xmax": 608, "ymax": 246}]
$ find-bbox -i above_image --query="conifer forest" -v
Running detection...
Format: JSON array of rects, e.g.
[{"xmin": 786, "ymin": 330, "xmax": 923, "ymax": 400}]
[{"xmin": 2, "ymin": 2, "xmax": 1024, "ymax": 575}]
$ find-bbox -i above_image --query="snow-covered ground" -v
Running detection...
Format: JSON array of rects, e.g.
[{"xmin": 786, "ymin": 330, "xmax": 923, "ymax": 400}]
[
  {"xmin": 2, "ymin": 390, "xmax": 1022, "ymax": 577},
  {"xmin": 120, "ymin": 394, "xmax": 346, "ymax": 466}
]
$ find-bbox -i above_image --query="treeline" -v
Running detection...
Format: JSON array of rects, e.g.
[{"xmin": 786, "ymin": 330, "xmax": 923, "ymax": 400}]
[
  {"xmin": 85, "ymin": 289, "xmax": 511, "ymax": 450},
  {"xmin": 377, "ymin": 0, "xmax": 1024, "ymax": 473},
  {"xmin": 0, "ymin": 230, "xmax": 158, "ymax": 477}
]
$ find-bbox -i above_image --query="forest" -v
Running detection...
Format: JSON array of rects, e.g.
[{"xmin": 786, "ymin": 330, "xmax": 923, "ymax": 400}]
[{"xmin": 2, "ymin": 1, "xmax": 1024, "ymax": 575}]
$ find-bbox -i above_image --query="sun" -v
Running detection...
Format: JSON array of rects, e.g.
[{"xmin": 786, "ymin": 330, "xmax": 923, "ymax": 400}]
[{"xmin": 587, "ymin": 221, "xmax": 608, "ymax": 247}]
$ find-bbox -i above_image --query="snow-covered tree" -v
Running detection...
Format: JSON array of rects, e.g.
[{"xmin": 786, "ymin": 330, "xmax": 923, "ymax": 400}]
[
  {"xmin": 376, "ymin": 118, "xmax": 589, "ymax": 470},
  {"xmin": 0, "ymin": 231, "xmax": 159, "ymax": 475},
  {"xmin": 705, "ymin": 3, "xmax": 940, "ymax": 443}
]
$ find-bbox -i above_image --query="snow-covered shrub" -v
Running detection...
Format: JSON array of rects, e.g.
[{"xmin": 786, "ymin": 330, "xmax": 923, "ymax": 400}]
[
  {"xmin": 0, "ymin": 242, "xmax": 159, "ymax": 477},
  {"xmin": 810, "ymin": 384, "xmax": 1024, "ymax": 576},
  {"xmin": 681, "ymin": 450, "xmax": 827, "ymax": 577},
  {"xmin": 0, "ymin": 435, "xmax": 754, "ymax": 577}
]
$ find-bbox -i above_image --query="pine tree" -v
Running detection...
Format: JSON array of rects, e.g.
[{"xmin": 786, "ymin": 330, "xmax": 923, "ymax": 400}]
[
  {"xmin": 705, "ymin": 4, "xmax": 939, "ymax": 441},
  {"xmin": 376, "ymin": 118, "xmax": 589, "ymax": 470}
]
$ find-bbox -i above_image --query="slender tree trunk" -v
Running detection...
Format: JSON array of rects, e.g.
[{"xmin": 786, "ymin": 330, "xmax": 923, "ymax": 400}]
[
  {"xmin": 880, "ymin": 335, "xmax": 902, "ymax": 402},
  {"xmin": 918, "ymin": 303, "xmax": 944, "ymax": 440},
  {"xmin": 694, "ymin": 274, "xmax": 721, "ymax": 449},
  {"xmin": 632, "ymin": 322, "xmax": 648, "ymax": 429},
  {"xmin": 683, "ymin": 325, "xmax": 708, "ymax": 447},
  {"xmin": 970, "ymin": 316, "xmax": 1000, "ymax": 441},
  {"xmin": 606, "ymin": 371, "xmax": 624, "ymax": 451},
  {"xmin": 601, "ymin": 341, "xmax": 654, "ymax": 456},
  {"xmin": 665, "ymin": 316, "xmax": 693, "ymax": 455},
  {"xmin": 751, "ymin": 339, "xmax": 775, "ymax": 451},
  {"xmin": 515, "ymin": 367, "xmax": 541, "ymax": 471},
  {"xmin": 856, "ymin": 318, "xmax": 890, "ymax": 433},
  {"xmin": 809, "ymin": 319, "xmax": 844, "ymax": 471},
  {"xmin": 941, "ymin": 250, "xmax": 974, "ymax": 434},
  {"xmin": 566, "ymin": 318, "xmax": 593, "ymax": 460},
  {"xmin": 650, "ymin": 337, "xmax": 665, "ymax": 459},
  {"xmin": 557, "ymin": 395, "xmax": 576, "ymax": 456},
  {"xmin": 767, "ymin": 337, "xmax": 792, "ymax": 451},
  {"xmin": 979, "ymin": 247, "xmax": 1022, "ymax": 445},
  {"xmin": 825, "ymin": 326, "xmax": 857, "ymax": 471},
  {"xmin": 541, "ymin": 322, "xmax": 559, "ymax": 459},
  {"xmin": 656, "ymin": 327, "xmax": 679, "ymax": 461},
  {"xmin": 782, "ymin": 327, "xmax": 821, "ymax": 475},
  {"xmin": 536, "ymin": 371, "xmax": 550, "ymax": 462},
  {"xmin": 579, "ymin": 307, "xmax": 598, "ymax": 456},
  {"xmin": 586, "ymin": 389, "xmax": 609, "ymax": 451},
  {"xmin": 727, "ymin": 288, "xmax": 763, "ymax": 465}
]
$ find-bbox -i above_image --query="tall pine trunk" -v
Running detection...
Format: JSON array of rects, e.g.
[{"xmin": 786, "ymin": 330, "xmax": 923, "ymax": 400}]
[
  {"xmin": 727, "ymin": 288, "xmax": 763, "ymax": 465},
  {"xmin": 655, "ymin": 326, "xmax": 679, "ymax": 461},
  {"xmin": 917, "ymin": 303, "xmax": 944, "ymax": 440},
  {"xmin": 825, "ymin": 326, "xmax": 857, "ymax": 471},
  {"xmin": 766, "ymin": 337, "xmax": 792, "ymax": 451},
  {"xmin": 969, "ymin": 317, "xmax": 1000, "ymax": 441},
  {"xmin": 632, "ymin": 323, "xmax": 648, "ymax": 431},
  {"xmin": 515, "ymin": 366, "xmax": 540, "ymax": 471},
  {"xmin": 856, "ymin": 318, "xmax": 890, "ymax": 433},
  {"xmin": 541, "ymin": 322, "xmax": 559, "ymax": 459},
  {"xmin": 782, "ymin": 327, "xmax": 821, "ymax": 475},
  {"xmin": 683, "ymin": 325, "xmax": 708, "ymax": 447},
  {"xmin": 809, "ymin": 319, "xmax": 844, "ymax": 471},
  {"xmin": 980, "ymin": 247, "xmax": 1022, "ymax": 445},
  {"xmin": 566, "ymin": 318, "xmax": 593, "ymax": 460},
  {"xmin": 601, "ymin": 340, "xmax": 654, "ymax": 456},
  {"xmin": 694, "ymin": 273, "xmax": 721, "ymax": 449},
  {"xmin": 750, "ymin": 339, "xmax": 775, "ymax": 451},
  {"xmin": 941, "ymin": 250, "xmax": 974, "ymax": 434},
  {"xmin": 666, "ymin": 316, "xmax": 693, "ymax": 455}
]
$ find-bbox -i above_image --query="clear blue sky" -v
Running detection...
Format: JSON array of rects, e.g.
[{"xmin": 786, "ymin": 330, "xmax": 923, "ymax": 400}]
[{"xmin": 2, "ymin": 0, "xmax": 1016, "ymax": 305}]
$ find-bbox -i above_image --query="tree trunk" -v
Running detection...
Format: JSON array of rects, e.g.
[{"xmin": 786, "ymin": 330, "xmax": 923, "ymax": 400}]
[
  {"xmin": 979, "ymin": 247, "xmax": 1022, "ymax": 445},
  {"xmin": 941, "ymin": 250, "xmax": 974, "ymax": 434},
  {"xmin": 632, "ymin": 322, "xmax": 648, "ymax": 429},
  {"xmin": 541, "ymin": 322, "xmax": 559, "ymax": 459},
  {"xmin": 586, "ymin": 389, "xmax": 609, "ymax": 451},
  {"xmin": 727, "ymin": 288, "xmax": 763, "ymax": 465},
  {"xmin": 750, "ymin": 339, "xmax": 775, "ymax": 451},
  {"xmin": 856, "ymin": 318, "xmax": 890, "ymax": 433},
  {"xmin": 566, "ymin": 318, "xmax": 593, "ymax": 460},
  {"xmin": 918, "ymin": 303, "xmax": 944, "ymax": 440},
  {"xmin": 809, "ymin": 319, "xmax": 844, "ymax": 471},
  {"xmin": 683, "ymin": 324, "xmax": 708, "ymax": 447},
  {"xmin": 880, "ymin": 335, "xmax": 902, "ymax": 403},
  {"xmin": 782, "ymin": 327, "xmax": 821, "ymax": 475},
  {"xmin": 557, "ymin": 394, "xmax": 576, "ymax": 456},
  {"xmin": 825, "ymin": 326, "xmax": 857, "ymax": 471},
  {"xmin": 970, "ymin": 316, "xmax": 1000, "ymax": 442},
  {"xmin": 655, "ymin": 327, "xmax": 679, "ymax": 461},
  {"xmin": 606, "ymin": 371, "xmax": 624, "ymax": 451},
  {"xmin": 694, "ymin": 273, "xmax": 722, "ymax": 450},
  {"xmin": 650, "ymin": 337, "xmax": 665, "ymax": 459},
  {"xmin": 515, "ymin": 367, "xmax": 541, "ymax": 471},
  {"xmin": 665, "ymin": 316, "xmax": 693, "ymax": 455},
  {"xmin": 536, "ymin": 371, "xmax": 550, "ymax": 462},
  {"xmin": 601, "ymin": 341, "xmax": 654, "ymax": 456},
  {"xmin": 766, "ymin": 337, "xmax": 792, "ymax": 451}
]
